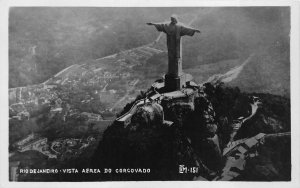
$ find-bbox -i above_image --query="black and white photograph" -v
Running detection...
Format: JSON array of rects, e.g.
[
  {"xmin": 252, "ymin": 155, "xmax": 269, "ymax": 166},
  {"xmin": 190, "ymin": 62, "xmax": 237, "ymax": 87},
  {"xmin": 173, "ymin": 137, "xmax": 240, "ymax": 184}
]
[{"xmin": 1, "ymin": 0, "xmax": 300, "ymax": 187}]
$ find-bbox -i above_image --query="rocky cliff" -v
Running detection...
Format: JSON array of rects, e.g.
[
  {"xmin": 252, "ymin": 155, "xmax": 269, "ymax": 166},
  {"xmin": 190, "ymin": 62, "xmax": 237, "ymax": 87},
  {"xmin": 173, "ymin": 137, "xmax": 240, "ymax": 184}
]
[{"xmin": 91, "ymin": 82, "xmax": 291, "ymax": 181}]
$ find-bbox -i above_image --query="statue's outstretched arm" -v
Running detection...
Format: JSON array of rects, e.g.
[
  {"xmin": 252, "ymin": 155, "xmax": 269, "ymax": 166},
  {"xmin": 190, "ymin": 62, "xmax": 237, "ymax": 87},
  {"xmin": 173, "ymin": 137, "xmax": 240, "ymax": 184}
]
[
  {"xmin": 185, "ymin": 25, "xmax": 201, "ymax": 33},
  {"xmin": 146, "ymin": 22, "xmax": 161, "ymax": 26},
  {"xmin": 194, "ymin": 28, "xmax": 201, "ymax": 33},
  {"xmin": 181, "ymin": 25, "xmax": 201, "ymax": 36},
  {"xmin": 147, "ymin": 22, "xmax": 166, "ymax": 33}
]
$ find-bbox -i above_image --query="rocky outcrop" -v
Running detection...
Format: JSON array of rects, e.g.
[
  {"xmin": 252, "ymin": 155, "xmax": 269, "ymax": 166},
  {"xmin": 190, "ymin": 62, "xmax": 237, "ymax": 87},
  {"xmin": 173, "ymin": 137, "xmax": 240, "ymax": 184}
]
[
  {"xmin": 91, "ymin": 83, "xmax": 291, "ymax": 181},
  {"xmin": 129, "ymin": 103, "xmax": 164, "ymax": 130}
]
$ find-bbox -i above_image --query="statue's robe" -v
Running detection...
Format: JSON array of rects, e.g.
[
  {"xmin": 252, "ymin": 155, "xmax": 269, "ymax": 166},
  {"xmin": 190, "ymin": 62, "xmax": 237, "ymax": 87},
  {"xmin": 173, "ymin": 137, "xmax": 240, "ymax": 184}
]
[{"xmin": 154, "ymin": 22, "xmax": 197, "ymax": 77}]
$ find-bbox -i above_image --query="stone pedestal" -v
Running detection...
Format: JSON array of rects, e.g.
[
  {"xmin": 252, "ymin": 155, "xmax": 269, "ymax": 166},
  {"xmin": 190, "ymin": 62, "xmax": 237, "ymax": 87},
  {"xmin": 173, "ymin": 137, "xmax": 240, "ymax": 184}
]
[{"xmin": 165, "ymin": 73, "xmax": 186, "ymax": 92}]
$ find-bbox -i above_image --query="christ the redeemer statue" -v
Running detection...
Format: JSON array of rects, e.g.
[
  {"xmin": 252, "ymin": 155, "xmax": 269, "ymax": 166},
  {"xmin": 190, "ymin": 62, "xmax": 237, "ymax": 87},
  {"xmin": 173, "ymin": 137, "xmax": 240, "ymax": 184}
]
[{"xmin": 147, "ymin": 15, "xmax": 200, "ymax": 91}]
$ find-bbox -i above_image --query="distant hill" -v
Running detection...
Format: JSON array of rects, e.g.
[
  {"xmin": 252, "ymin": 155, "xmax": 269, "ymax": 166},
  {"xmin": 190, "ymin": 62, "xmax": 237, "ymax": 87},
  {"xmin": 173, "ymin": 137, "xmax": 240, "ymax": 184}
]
[
  {"xmin": 182, "ymin": 7, "xmax": 290, "ymax": 96},
  {"xmin": 9, "ymin": 7, "xmax": 290, "ymax": 96},
  {"xmin": 227, "ymin": 47, "xmax": 290, "ymax": 97}
]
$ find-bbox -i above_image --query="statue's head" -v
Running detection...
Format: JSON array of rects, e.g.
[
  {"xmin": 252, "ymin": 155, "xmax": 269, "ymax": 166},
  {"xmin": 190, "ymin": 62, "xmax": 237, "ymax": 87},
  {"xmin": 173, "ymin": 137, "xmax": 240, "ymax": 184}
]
[{"xmin": 170, "ymin": 15, "xmax": 178, "ymax": 24}]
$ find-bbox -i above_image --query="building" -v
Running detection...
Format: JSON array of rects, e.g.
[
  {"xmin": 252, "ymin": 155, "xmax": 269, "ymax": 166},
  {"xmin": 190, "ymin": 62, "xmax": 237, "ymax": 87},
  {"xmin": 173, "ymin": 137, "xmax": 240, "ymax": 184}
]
[
  {"xmin": 17, "ymin": 111, "xmax": 30, "ymax": 120},
  {"xmin": 43, "ymin": 84, "xmax": 57, "ymax": 89},
  {"xmin": 109, "ymin": 89, "xmax": 117, "ymax": 94},
  {"xmin": 15, "ymin": 133, "xmax": 48, "ymax": 152},
  {"xmin": 51, "ymin": 107, "xmax": 63, "ymax": 112},
  {"xmin": 15, "ymin": 133, "xmax": 35, "ymax": 147},
  {"xmin": 81, "ymin": 112, "xmax": 103, "ymax": 122},
  {"xmin": 18, "ymin": 137, "xmax": 48, "ymax": 152}
]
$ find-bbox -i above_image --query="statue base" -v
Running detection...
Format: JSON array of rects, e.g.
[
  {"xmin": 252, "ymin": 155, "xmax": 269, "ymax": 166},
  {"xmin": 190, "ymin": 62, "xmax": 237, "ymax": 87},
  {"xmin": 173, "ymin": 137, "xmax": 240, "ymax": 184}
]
[{"xmin": 165, "ymin": 73, "xmax": 187, "ymax": 92}]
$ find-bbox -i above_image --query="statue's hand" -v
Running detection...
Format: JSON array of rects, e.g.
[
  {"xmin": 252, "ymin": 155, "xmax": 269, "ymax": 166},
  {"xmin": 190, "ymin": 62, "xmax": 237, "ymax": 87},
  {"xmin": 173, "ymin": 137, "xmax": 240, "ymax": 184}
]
[
  {"xmin": 195, "ymin": 29, "xmax": 201, "ymax": 33},
  {"xmin": 146, "ymin": 22, "xmax": 153, "ymax": 25}
]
